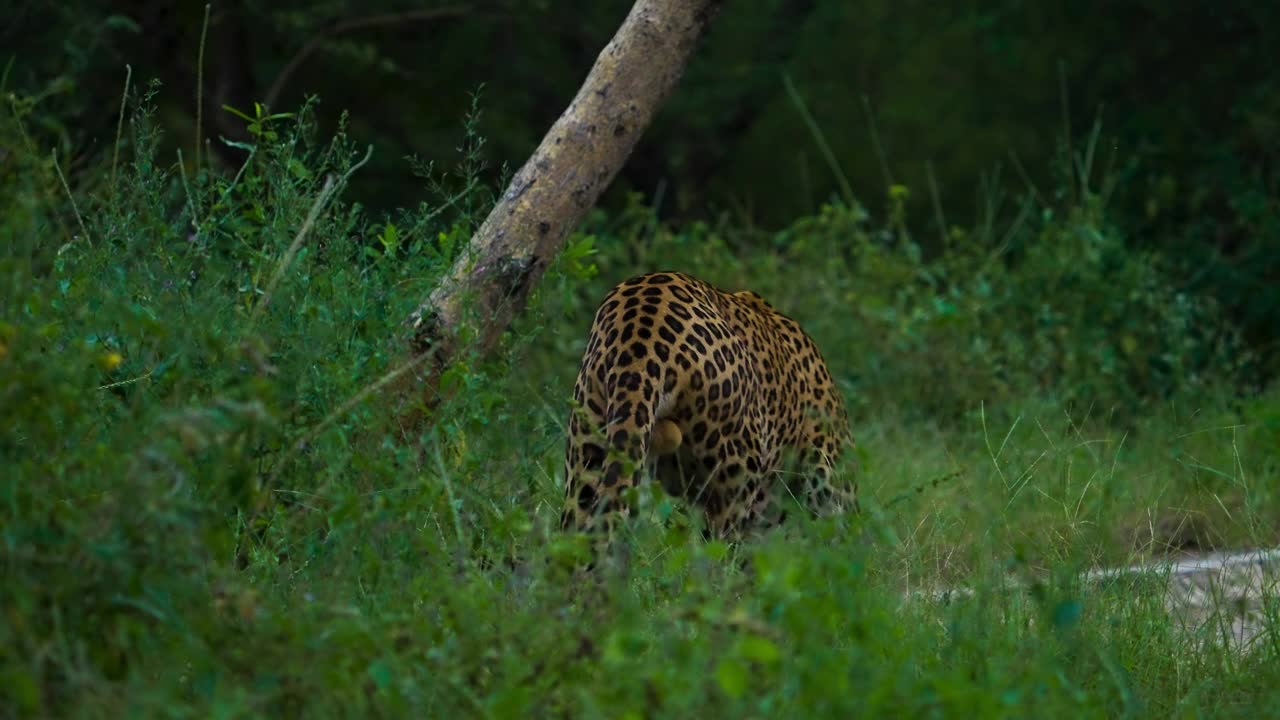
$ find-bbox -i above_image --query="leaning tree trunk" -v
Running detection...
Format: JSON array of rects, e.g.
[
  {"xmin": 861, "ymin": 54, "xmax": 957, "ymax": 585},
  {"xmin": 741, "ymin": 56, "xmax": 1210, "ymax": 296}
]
[{"xmin": 395, "ymin": 0, "xmax": 724, "ymax": 422}]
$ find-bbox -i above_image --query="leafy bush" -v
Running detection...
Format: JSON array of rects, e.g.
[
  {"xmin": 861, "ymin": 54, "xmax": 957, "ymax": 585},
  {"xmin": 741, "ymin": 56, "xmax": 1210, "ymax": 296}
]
[
  {"xmin": 547, "ymin": 185, "xmax": 1247, "ymax": 427},
  {"xmin": 1, "ymin": 84, "xmax": 473, "ymax": 712},
  {"xmin": 2, "ymin": 82, "xmax": 1277, "ymax": 717}
]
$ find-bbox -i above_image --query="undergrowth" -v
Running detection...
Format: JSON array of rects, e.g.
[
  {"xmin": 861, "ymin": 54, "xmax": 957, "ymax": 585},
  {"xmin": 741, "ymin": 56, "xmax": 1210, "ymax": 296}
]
[{"xmin": 1, "ymin": 80, "xmax": 1278, "ymax": 718}]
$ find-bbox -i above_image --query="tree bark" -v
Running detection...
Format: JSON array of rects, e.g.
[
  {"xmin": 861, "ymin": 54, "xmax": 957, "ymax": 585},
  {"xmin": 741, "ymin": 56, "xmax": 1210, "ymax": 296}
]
[{"xmin": 396, "ymin": 0, "xmax": 724, "ymax": 421}]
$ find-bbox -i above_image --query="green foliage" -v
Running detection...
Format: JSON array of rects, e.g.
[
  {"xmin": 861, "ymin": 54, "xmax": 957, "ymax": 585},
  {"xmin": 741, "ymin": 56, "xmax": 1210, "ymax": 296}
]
[
  {"xmin": 550, "ymin": 188, "xmax": 1247, "ymax": 427},
  {"xmin": 7, "ymin": 0, "xmax": 1280, "ymax": 380},
  {"xmin": 3, "ymin": 81, "xmax": 1279, "ymax": 719}
]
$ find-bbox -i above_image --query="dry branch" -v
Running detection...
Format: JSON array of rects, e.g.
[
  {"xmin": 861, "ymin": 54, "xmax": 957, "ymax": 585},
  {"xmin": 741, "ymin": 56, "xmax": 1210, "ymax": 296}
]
[
  {"xmin": 264, "ymin": 5, "xmax": 473, "ymax": 109},
  {"xmin": 395, "ymin": 0, "xmax": 724, "ymax": 423}
]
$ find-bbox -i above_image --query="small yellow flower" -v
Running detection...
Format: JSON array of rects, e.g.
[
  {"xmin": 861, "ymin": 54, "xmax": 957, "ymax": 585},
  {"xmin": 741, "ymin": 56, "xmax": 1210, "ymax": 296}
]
[{"xmin": 100, "ymin": 351, "xmax": 124, "ymax": 371}]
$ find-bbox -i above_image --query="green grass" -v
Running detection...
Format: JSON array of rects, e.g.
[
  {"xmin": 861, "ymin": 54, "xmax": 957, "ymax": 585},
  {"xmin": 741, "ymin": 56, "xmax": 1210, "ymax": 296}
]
[{"xmin": 2, "ymin": 88, "xmax": 1279, "ymax": 718}]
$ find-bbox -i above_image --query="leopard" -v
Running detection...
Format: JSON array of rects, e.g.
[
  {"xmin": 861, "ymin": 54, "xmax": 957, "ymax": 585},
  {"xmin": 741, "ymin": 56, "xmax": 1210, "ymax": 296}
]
[{"xmin": 560, "ymin": 271, "xmax": 857, "ymax": 542}]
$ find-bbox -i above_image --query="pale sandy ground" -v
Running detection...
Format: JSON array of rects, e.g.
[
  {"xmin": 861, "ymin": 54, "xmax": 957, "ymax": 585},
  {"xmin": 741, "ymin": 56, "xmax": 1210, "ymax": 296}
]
[
  {"xmin": 1089, "ymin": 548, "xmax": 1280, "ymax": 654},
  {"xmin": 910, "ymin": 549, "xmax": 1280, "ymax": 654}
]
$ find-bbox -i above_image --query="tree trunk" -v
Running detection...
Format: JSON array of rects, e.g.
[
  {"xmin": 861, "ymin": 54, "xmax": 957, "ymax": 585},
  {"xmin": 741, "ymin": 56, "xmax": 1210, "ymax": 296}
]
[{"xmin": 396, "ymin": 0, "xmax": 724, "ymax": 421}]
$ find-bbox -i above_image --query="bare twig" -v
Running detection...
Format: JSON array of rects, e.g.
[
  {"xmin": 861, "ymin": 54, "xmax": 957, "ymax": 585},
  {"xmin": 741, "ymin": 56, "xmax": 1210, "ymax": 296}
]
[
  {"xmin": 195, "ymin": 4, "xmax": 211, "ymax": 172},
  {"xmin": 395, "ymin": 0, "xmax": 724, "ymax": 429},
  {"xmin": 111, "ymin": 64, "xmax": 132, "ymax": 193},
  {"xmin": 264, "ymin": 6, "xmax": 473, "ymax": 108},
  {"xmin": 52, "ymin": 149, "xmax": 90, "ymax": 243},
  {"xmin": 247, "ymin": 145, "xmax": 374, "ymax": 330}
]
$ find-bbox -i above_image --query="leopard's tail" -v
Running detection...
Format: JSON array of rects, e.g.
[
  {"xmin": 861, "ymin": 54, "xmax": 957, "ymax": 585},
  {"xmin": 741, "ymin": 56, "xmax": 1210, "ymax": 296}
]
[{"xmin": 651, "ymin": 419, "xmax": 682, "ymax": 455}]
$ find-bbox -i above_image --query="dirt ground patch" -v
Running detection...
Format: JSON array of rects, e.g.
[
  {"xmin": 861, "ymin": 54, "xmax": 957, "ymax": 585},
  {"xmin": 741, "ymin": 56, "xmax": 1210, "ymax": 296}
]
[
  {"xmin": 1086, "ymin": 548, "xmax": 1280, "ymax": 654},
  {"xmin": 910, "ymin": 549, "xmax": 1280, "ymax": 654}
]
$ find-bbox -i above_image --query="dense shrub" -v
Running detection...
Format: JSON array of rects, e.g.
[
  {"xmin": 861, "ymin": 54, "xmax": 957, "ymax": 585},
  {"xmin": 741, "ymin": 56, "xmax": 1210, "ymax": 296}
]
[
  {"xmin": 2, "ymin": 85, "xmax": 1276, "ymax": 717},
  {"xmin": 542, "ymin": 188, "xmax": 1247, "ymax": 427}
]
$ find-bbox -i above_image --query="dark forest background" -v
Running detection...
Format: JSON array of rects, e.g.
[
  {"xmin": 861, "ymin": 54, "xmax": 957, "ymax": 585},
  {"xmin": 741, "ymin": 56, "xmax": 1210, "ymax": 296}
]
[{"xmin": 7, "ymin": 0, "xmax": 1279, "ymax": 377}]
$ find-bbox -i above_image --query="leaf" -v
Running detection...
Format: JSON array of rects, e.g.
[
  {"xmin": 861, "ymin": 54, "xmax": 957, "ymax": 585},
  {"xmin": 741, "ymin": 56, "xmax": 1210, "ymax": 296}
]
[
  {"xmin": 715, "ymin": 658, "xmax": 748, "ymax": 699},
  {"xmin": 380, "ymin": 222, "xmax": 399, "ymax": 252},
  {"xmin": 737, "ymin": 635, "xmax": 780, "ymax": 665},
  {"xmin": 1052, "ymin": 599, "xmax": 1082, "ymax": 629},
  {"xmin": 704, "ymin": 540, "xmax": 729, "ymax": 562},
  {"xmin": 221, "ymin": 104, "xmax": 254, "ymax": 122},
  {"xmin": 105, "ymin": 15, "xmax": 142, "ymax": 33},
  {"xmin": 5, "ymin": 668, "xmax": 42, "ymax": 712},
  {"xmin": 287, "ymin": 158, "xmax": 311, "ymax": 181},
  {"xmin": 366, "ymin": 659, "xmax": 393, "ymax": 691}
]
